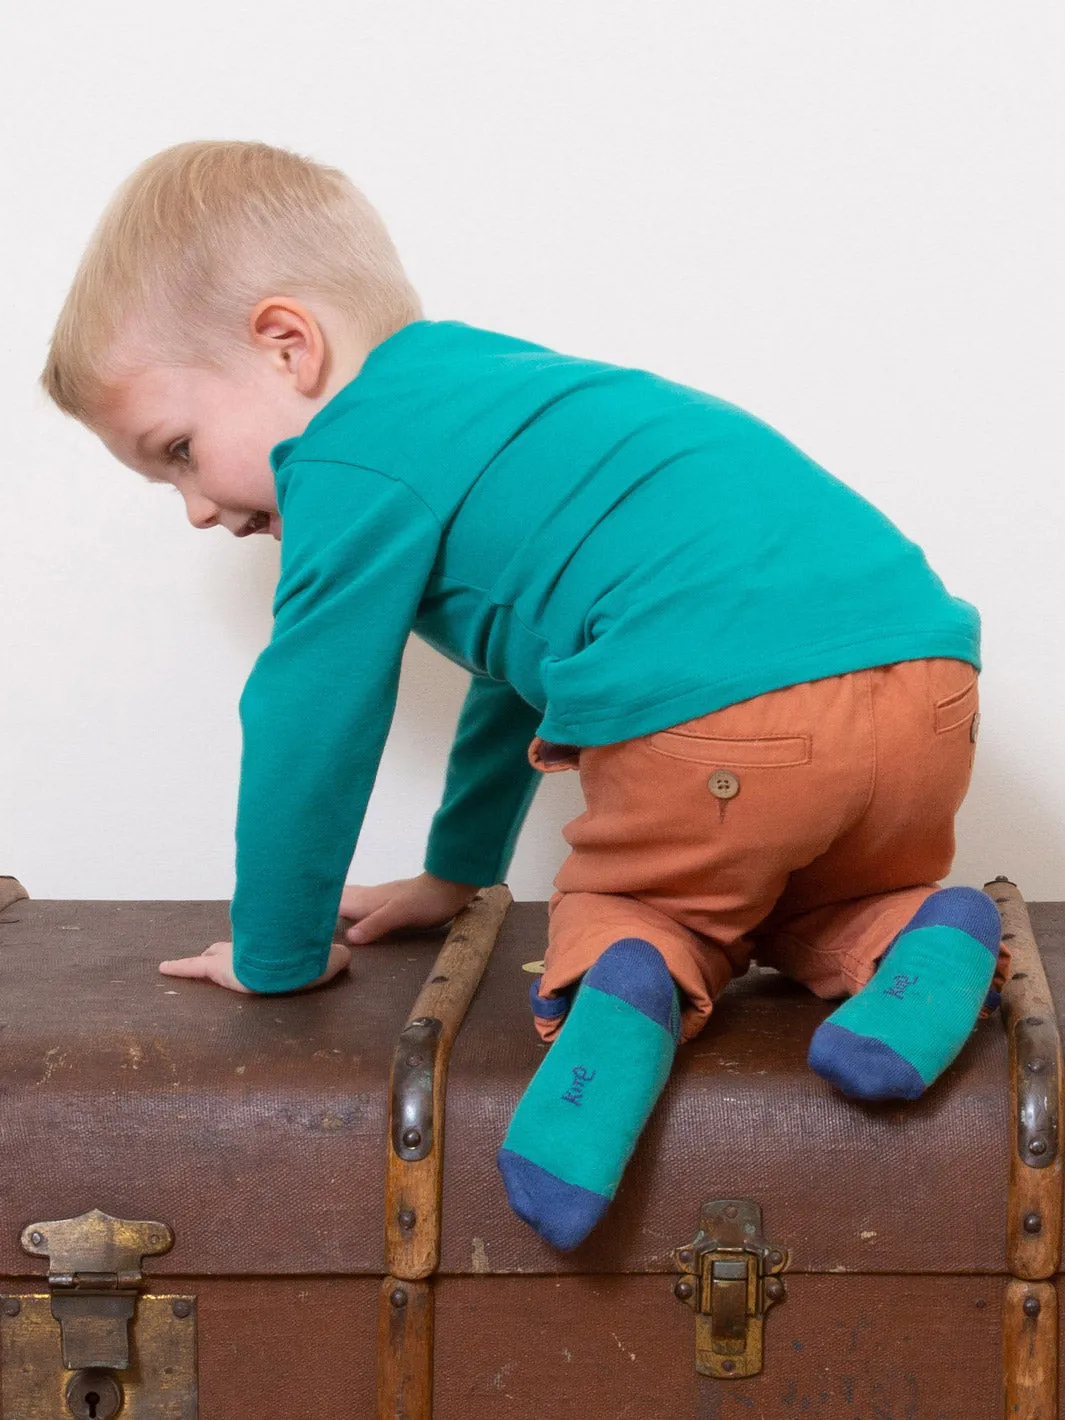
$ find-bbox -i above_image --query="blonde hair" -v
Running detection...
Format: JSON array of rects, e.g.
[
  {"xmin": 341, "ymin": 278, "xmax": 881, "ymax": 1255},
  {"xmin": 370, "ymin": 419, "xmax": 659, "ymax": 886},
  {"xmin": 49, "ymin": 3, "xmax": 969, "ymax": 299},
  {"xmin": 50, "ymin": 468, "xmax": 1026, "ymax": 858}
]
[{"xmin": 41, "ymin": 140, "xmax": 423, "ymax": 420}]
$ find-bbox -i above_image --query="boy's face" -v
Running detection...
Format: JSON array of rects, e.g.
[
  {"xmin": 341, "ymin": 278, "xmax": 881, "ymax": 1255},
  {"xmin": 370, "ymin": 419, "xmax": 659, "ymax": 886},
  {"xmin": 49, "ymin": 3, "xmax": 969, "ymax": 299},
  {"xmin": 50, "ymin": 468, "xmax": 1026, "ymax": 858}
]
[{"xmin": 92, "ymin": 358, "xmax": 316, "ymax": 540}]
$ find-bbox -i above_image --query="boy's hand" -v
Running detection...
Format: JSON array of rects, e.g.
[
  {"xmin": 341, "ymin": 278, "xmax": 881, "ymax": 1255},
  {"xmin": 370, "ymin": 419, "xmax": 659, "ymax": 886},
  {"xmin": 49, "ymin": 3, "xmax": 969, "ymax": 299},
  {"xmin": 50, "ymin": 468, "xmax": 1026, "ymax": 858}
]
[
  {"xmin": 340, "ymin": 872, "xmax": 480, "ymax": 944},
  {"xmin": 158, "ymin": 940, "xmax": 352, "ymax": 993}
]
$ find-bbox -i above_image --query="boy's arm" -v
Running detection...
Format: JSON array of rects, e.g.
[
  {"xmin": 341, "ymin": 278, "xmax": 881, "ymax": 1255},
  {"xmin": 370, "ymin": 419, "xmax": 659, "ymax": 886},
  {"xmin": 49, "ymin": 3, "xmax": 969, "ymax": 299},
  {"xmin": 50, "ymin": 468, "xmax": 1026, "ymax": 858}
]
[
  {"xmin": 423, "ymin": 674, "xmax": 544, "ymax": 887},
  {"xmin": 230, "ymin": 459, "xmax": 441, "ymax": 992}
]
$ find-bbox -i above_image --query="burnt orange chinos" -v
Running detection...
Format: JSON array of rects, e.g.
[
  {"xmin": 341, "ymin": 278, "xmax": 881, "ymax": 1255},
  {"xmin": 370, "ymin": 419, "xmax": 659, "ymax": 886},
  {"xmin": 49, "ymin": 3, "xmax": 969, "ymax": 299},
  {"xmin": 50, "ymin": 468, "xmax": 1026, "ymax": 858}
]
[{"xmin": 528, "ymin": 658, "xmax": 1007, "ymax": 1045}]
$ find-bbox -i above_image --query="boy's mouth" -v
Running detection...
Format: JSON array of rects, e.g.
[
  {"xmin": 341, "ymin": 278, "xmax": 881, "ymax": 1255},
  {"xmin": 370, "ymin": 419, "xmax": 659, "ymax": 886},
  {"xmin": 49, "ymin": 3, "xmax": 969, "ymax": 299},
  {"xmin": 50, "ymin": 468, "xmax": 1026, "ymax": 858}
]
[{"xmin": 237, "ymin": 512, "xmax": 272, "ymax": 537}]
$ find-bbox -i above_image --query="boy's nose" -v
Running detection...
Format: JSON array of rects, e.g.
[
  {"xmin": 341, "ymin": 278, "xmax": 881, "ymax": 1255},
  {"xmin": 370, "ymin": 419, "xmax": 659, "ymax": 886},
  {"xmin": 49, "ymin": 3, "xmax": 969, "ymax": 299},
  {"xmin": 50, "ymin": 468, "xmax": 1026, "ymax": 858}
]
[{"xmin": 184, "ymin": 493, "xmax": 219, "ymax": 530}]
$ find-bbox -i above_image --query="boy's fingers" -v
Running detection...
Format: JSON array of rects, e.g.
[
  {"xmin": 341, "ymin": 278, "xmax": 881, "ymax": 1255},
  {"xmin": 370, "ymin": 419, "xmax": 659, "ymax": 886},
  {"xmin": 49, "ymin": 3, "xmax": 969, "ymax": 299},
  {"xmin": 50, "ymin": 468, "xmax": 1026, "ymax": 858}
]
[
  {"xmin": 158, "ymin": 955, "xmax": 216, "ymax": 978},
  {"xmin": 338, "ymin": 886, "xmax": 370, "ymax": 917},
  {"xmin": 346, "ymin": 903, "xmax": 399, "ymax": 944},
  {"xmin": 321, "ymin": 944, "xmax": 353, "ymax": 977}
]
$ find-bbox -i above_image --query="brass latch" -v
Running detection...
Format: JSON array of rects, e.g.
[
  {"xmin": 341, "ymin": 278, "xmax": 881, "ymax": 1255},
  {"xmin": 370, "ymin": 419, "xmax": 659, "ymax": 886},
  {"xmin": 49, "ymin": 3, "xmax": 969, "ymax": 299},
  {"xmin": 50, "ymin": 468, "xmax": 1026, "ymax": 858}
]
[
  {"xmin": 672, "ymin": 1199, "xmax": 788, "ymax": 1379},
  {"xmin": 1, "ymin": 1209, "xmax": 197, "ymax": 1418}
]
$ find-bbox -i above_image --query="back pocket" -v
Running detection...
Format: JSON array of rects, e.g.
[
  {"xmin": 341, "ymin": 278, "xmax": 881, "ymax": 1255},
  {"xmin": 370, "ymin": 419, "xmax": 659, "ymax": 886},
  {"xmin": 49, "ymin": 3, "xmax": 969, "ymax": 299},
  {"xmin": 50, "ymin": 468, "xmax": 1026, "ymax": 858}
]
[{"xmin": 934, "ymin": 669, "xmax": 979, "ymax": 734}]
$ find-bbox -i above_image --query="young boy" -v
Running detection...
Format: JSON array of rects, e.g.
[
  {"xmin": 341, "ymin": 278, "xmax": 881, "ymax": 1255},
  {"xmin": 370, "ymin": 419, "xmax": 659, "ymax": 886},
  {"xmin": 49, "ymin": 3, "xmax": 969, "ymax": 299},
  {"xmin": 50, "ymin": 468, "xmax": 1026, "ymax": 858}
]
[{"xmin": 42, "ymin": 140, "xmax": 1007, "ymax": 1253}]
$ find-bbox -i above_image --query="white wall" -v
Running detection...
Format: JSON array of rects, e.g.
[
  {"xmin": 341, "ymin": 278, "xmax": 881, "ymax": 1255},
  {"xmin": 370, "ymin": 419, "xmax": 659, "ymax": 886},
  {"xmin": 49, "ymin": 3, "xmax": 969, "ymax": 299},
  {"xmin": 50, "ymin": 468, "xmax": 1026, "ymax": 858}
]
[{"xmin": 3, "ymin": 1, "xmax": 1063, "ymax": 904}]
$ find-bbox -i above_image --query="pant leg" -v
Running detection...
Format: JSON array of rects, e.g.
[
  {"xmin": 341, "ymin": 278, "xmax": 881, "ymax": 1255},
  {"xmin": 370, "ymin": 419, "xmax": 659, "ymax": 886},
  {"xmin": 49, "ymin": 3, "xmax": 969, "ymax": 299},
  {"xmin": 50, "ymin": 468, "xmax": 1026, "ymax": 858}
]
[
  {"xmin": 535, "ymin": 891, "xmax": 734, "ymax": 1044},
  {"xmin": 750, "ymin": 658, "xmax": 1009, "ymax": 1003}
]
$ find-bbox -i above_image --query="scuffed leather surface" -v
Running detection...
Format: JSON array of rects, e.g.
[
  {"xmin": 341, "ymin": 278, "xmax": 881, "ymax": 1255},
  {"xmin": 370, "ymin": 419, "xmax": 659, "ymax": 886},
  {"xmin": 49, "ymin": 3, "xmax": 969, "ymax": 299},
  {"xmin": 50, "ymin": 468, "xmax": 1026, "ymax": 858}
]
[
  {"xmin": 0, "ymin": 898, "xmax": 1059, "ymax": 1280},
  {"xmin": 0, "ymin": 899, "xmax": 442, "ymax": 1275}
]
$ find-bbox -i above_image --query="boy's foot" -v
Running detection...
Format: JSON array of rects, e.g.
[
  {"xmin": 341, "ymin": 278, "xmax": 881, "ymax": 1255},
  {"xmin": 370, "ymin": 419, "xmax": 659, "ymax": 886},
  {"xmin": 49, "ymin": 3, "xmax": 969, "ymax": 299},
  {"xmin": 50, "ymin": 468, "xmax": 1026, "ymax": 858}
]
[
  {"xmin": 497, "ymin": 938, "xmax": 680, "ymax": 1251},
  {"xmin": 807, "ymin": 886, "xmax": 1001, "ymax": 1100}
]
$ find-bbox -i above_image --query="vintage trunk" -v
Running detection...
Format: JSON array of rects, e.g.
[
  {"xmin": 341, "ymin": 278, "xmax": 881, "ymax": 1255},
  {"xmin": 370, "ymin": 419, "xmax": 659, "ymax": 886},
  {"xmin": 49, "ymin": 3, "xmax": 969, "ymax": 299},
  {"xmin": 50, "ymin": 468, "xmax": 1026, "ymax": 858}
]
[{"xmin": 0, "ymin": 874, "xmax": 1060, "ymax": 1419}]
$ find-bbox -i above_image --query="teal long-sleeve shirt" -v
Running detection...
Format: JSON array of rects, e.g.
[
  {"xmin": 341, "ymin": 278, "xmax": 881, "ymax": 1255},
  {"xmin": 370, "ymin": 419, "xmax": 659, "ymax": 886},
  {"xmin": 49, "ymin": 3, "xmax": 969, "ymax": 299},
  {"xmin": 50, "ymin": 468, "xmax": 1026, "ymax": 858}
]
[{"xmin": 231, "ymin": 320, "xmax": 979, "ymax": 990}]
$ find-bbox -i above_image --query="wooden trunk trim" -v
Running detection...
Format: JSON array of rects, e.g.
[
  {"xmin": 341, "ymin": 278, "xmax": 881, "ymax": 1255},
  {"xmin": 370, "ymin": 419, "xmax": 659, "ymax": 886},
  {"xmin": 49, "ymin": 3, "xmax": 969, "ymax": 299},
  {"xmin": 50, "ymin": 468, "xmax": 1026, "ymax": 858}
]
[
  {"xmin": 377, "ymin": 1276, "xmax": 433, "ymax": 1420},
  {"xmin": 384, "ymin": 884, "xmax": 511, "ymax": 1283},
  {"xmin": 1003, "ymin": 1279, "xmax": 1057, "ymax": 1419},
  {"xmin": 994, "ymin": 879, "xmax": 1065, "ymax": 1282}
]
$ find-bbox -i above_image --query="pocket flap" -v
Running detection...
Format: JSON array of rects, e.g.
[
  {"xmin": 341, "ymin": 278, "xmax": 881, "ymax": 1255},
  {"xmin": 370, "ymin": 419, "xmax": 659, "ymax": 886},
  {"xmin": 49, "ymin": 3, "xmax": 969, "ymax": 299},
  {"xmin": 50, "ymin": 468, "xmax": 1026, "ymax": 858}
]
[{"xmin": 649, "ymin": 731, "xmax": 811, "ymax": 767}]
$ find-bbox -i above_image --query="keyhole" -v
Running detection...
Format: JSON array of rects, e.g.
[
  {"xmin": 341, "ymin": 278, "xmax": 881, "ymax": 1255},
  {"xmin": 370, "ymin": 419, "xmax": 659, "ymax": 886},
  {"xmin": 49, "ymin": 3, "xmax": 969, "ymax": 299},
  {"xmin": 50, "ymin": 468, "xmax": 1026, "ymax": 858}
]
[{"xmin": 65, "ymin": 1369, "xmax": 123, "ymax": 1419}]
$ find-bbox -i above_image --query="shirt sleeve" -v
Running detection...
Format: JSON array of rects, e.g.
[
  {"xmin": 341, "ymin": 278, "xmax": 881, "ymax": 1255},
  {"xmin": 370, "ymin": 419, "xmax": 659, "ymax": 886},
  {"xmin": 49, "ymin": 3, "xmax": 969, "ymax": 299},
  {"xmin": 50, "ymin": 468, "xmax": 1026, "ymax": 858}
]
[
  {"xmin": 231, "ymin": 459, "xmax": 441, "ymax": 992},
  {"xmin": 423, "ymin": 674, "xmax": 543, "ymax": 886}
]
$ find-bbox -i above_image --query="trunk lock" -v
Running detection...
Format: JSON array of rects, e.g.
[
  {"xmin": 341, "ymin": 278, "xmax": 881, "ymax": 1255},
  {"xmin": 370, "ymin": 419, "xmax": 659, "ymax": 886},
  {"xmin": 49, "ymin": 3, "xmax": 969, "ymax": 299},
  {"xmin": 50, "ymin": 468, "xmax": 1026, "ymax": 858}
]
[
  {"xmin": 0, "ymin": 1209, "xmax": 197, "ymax": 1417},
  {"xmin": 673, "ymin": 1199, "xmax": 788, "ymax": 1379}
]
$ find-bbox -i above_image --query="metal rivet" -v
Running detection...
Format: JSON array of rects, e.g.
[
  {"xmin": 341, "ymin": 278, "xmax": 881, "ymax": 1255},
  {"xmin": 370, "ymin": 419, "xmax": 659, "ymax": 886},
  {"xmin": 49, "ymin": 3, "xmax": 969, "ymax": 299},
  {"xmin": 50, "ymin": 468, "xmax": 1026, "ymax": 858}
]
[
  {"xmin": 722, "ymin": 1360, "xmax": 736, "ymax": 1374},
  {"xmin": 1026, "ymin": 1059, "xmax": 1047, "ymax": 1074},
  {"xmin": 724, "ymin": 1205, "xmax": 738, "ymax": 1220},
  {"xmin": 172, "ymin": 1299, "xmax": 192, "ymax": 1319},
  {"xmin": 975, "ymin": 1298, "xmax": 987, "ymax": 1309},
  {"xmin": 1028, "ymin": 1138, "xmax": 1048, "ymax": 1157},
  {"xmin": 406, "ymin": 1055, "xmax": 420, "ymax": 1068},
  {"xmin": 1023, "ymin": 1213, "xmax": 1042, "ymax": 1235},
  {"xmin": 28, "ymin": 1232, "xmax": 43, "ymax": 1247},
  {"xmin": 677, "ymin": 1249, "xmax": 694, "ymax": 1267},
  {"xmin": 768, "ymin": 1250, "xmax": 783, "ymax": 1267},
  {"xmin": 2, "ymin": 1299, "xmax": 20, "ymax": 1317},
  {"xmin": 765, "ymin": 1278, "xmax": 786, "ymax": 1302},
  {"xmin": 390, "ymin": 1287, "xmax": 408, "ymax": 1309},
  {"xmin": 674, "ymin": 1280, "xmax": 694, "ymax": 1301},
  {"xmin": 402, "ymin": 1127, "xmax": 422, "ymax": 1150},
  {"xmin": 398, "ymin": 1208, "xmax": 416, "ymax": 1230},
  {"xmin": 1023, "ymin": 1296, "xmax": 1041, "ymax": 1319}
]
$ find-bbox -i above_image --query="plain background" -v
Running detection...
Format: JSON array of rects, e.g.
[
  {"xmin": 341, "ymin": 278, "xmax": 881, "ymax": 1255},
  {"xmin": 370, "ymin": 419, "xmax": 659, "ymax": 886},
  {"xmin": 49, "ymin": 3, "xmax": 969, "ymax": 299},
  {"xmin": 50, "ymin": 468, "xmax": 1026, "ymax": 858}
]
[{"xmin": 2, "ymin": 1, "xmax": 1062, "ymax": 907}]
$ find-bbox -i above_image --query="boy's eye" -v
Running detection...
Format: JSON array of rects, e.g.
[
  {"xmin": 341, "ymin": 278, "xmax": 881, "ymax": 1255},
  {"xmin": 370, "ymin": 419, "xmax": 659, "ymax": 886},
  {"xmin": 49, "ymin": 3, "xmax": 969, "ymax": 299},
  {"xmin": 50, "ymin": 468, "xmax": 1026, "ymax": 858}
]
[{"xmin": 167, "ymin": 439, "xmax": 191, "ymax": 465}]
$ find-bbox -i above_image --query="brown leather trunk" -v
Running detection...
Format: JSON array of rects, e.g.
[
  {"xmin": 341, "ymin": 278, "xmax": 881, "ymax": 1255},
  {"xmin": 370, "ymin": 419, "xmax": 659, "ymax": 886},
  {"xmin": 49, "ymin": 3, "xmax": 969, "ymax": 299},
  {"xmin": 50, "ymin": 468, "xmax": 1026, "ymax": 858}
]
[{"xmin": 0, "ymin": 875, "xmax": 1060, "ymax": 1419}]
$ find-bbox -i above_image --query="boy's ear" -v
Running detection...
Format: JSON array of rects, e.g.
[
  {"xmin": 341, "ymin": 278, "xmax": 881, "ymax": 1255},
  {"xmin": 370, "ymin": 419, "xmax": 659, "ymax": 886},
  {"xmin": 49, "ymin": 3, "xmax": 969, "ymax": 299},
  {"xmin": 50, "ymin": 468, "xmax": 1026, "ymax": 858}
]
[{"xmin": 249, "ymin": 298, "xmax": 327, "ymax": 396}]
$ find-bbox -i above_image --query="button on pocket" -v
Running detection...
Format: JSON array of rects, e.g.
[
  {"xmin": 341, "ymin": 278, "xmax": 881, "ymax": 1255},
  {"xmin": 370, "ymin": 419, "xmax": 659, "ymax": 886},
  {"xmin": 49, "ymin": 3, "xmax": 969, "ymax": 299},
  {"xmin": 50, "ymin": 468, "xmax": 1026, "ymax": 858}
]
[{"xmin": 708, "ymin": 770, "xmax": 741, "ymax": 800}]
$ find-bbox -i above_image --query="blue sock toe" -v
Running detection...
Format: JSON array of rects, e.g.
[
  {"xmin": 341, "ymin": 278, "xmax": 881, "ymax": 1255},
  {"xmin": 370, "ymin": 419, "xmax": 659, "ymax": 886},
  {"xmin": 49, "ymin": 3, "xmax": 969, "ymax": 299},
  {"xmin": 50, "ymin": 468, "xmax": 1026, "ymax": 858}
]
[
  {"xmin": 807, "ymin": 1020, "xmax": 926, "ymax": 1100},
  {"xmin": 497, "ymin": 1149, "xmax": 610, "ymax": 1251}
]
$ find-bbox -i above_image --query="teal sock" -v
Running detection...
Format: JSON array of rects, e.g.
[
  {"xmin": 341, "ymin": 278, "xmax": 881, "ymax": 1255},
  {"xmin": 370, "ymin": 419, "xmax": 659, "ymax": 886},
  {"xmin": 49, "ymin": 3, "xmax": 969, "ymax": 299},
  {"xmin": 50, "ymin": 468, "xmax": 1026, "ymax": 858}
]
[
  {"xmin": 497, "ymin": 938, "xmax": 680, "ymax": 1250},
  {"xmin": 808, "ymin": 887, "xmax": 1000, "ymax": 1100}
]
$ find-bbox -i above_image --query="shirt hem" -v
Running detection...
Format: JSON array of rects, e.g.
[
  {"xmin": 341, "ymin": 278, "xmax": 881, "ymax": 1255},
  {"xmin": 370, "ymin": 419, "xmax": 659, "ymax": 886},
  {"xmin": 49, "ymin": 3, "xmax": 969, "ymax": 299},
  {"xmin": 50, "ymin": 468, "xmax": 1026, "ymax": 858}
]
[{"xmin": 537, "ymin": 631, "xmax": 980, "ymax": 746}]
